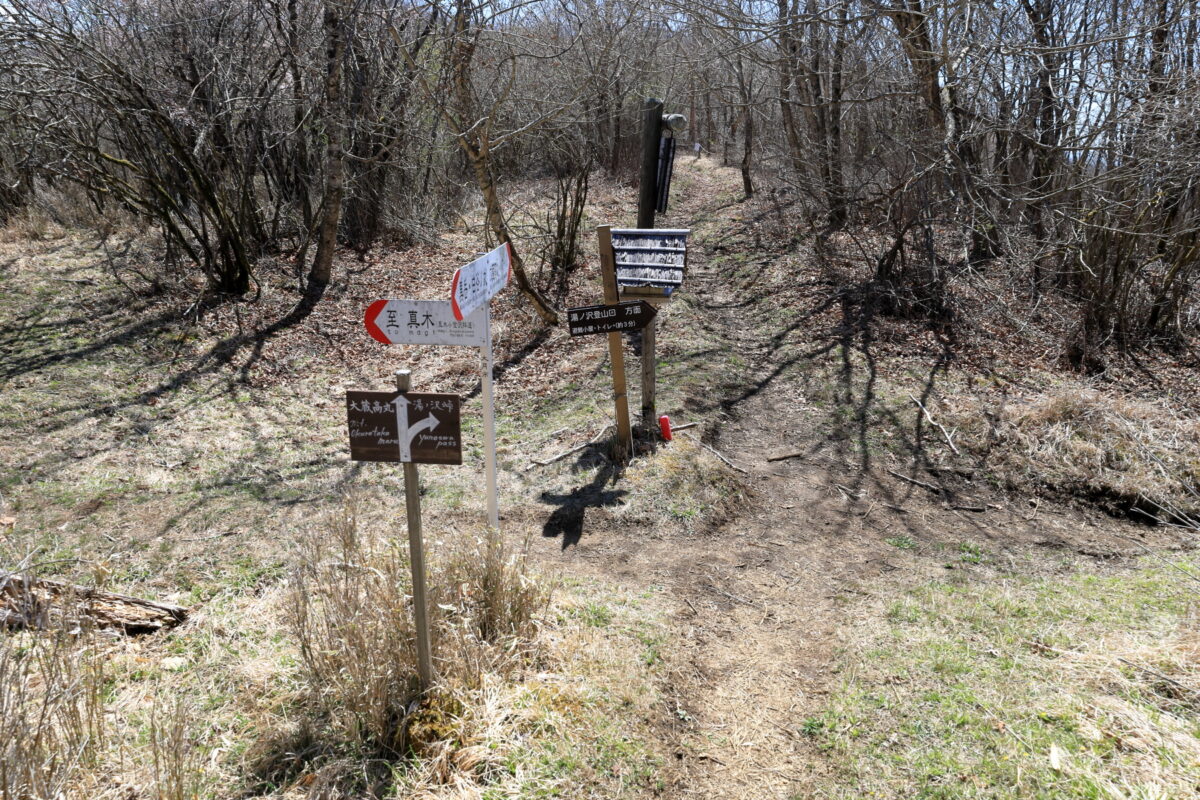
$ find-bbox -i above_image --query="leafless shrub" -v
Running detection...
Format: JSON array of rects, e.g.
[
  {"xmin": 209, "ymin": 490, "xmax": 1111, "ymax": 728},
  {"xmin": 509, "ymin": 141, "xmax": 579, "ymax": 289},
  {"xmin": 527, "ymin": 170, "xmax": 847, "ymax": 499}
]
[{"xmin": 150, "ymin": 691, "xmax": 204, "ymax": 800}]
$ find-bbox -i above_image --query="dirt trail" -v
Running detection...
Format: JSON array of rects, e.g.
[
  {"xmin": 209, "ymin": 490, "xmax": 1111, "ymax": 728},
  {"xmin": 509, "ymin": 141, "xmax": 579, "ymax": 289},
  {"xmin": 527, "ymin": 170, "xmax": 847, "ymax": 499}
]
[{"xmin": 532, "ymin": 158, "xmax": 1174, "ymax": 798}]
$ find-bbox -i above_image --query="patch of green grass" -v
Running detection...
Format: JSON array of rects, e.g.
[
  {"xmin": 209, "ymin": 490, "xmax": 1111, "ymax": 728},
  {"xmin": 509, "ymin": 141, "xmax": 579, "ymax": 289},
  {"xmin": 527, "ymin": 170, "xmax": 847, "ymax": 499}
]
[
  {"xmin": 806, "ymin": 557, "xmax": 1200, "ymax": 799},
  {"xmin": 886, "ymin": 535, "xmax": 917, "ymax": 550},
  {"xmin": 567, "ymin": 601, "xmax": 614, "ymax": 628},
  {"xmin": 958, "ymin": 541, "xmax": 985, "ymax": 564}
]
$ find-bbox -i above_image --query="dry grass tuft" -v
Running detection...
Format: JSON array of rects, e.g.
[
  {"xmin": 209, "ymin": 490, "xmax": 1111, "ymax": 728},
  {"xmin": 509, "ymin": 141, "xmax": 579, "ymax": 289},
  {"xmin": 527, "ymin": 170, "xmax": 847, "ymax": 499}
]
[
  {"xmin": 949, "ymin": 388, "xmax": 1200, "ymax": 519},
  {"xmin": 282, "ymin": 499, "xmax": 549, "ymax": 792},
  {"xmin": 149, "ymin": 691, "xmax": 205, "ymax": 800},
  {"xmin": 0, "ymin": 627, "xmax": 107, "ymax": 799},
  {"xmin": 622, "ymin": 436, "xmax": 750, "ymax": 531}
]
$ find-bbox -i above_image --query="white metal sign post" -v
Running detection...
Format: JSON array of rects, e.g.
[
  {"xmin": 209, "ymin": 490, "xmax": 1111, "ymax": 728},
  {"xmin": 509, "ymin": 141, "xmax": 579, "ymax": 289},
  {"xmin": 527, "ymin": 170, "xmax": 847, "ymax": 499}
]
[
  {"xmin": 447, "ymin": 243, "xmax": 510, "ymax": 532},
  {"xmin": 481, "ymin": 304, "xmax": 499, "ymax": 530}
]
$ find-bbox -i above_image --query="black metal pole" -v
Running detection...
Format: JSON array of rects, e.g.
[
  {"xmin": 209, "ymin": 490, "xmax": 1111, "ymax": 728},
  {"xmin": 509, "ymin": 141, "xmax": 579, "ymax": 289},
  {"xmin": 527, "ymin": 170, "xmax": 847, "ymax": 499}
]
[
  {"xmin": 637, "ymin": 98, "xmax": 664, "ymax": 229},
  {"xmin": 636, "ymin": 98, "xmax": 664, "ymax": 431}
]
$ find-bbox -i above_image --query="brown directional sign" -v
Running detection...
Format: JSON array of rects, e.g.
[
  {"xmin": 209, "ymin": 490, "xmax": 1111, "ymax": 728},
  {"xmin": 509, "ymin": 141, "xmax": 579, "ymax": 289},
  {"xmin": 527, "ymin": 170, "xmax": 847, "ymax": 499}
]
[
  {"xmin": 346, "ymin": 390, "xmax": 462, "ymax": 464},
  {"xmin": 567, "ymin": 300, "xmax": 657, "ymax": 336}
]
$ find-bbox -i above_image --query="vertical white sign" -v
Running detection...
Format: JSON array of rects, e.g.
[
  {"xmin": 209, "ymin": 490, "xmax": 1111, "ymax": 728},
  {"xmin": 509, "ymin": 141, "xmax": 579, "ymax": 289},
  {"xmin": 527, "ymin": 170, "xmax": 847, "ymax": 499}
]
[{"xmin": 450, "ymin": 243, "xmax": 511, "ymax": 321}]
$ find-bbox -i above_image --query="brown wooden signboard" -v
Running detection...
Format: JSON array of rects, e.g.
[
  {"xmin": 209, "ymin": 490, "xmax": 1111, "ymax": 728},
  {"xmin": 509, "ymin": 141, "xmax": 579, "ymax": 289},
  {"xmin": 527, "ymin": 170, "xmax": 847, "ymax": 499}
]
[{"xmin": 346, "ymin": 390, "xmax": 462, "ymax": 465}]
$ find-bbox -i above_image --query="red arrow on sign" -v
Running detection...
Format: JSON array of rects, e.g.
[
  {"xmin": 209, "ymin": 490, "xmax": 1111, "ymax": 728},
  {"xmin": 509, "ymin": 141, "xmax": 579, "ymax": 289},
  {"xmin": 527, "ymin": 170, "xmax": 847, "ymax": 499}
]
[{"xmin": 364, "ymin": 299, "xmax": 391, "ymax": 344}]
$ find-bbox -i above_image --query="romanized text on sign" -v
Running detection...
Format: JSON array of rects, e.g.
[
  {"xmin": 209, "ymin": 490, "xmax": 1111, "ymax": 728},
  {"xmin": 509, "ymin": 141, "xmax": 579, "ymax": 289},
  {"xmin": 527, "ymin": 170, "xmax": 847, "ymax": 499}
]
[{"xmin": 364, "ymin": 299, "xmax": 486, "ymax": 347}]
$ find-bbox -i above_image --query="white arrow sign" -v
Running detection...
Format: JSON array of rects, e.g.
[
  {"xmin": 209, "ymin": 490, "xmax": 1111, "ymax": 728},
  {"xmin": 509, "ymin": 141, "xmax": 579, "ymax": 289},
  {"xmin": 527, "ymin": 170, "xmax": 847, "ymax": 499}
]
[
  {"xmin": 395, "ymin": 396, "xmax": 445, "ymax": 462},
  {"xmin": 365, "ymin": 299, "xmax": 486, "ymax": 346},
  {"xmin": 407, "ymin": 411, "xmax": 439, "ymax": 444},
  {"xmin": 450, "ymin": 243, "xmax": 510, "ymax": 321}
]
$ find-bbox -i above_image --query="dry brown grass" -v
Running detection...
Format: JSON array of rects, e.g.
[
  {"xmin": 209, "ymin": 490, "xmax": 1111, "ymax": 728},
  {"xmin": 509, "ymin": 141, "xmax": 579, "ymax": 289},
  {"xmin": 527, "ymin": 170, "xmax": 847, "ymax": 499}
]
[
  {"xmin": 621, "ymin": 436, "xmax": 750, "ymax": 531},
  {"xmin": 947, "ymin": 387, "xmax": 1200, "ymax": 519},
  {"xmin": 0, "ymin": 627, "xmax": 106, "ymax": 800},
  {"xmin": 149, "ymin": 691, "xmax": 205, "ymax": 800},
  {"xmin": 0, "ymin": 185, "xmax": 140, "ymax": 243},
  {"xmin": 282, "ymin": 499, "xmax": 549, "ymax": 791}
]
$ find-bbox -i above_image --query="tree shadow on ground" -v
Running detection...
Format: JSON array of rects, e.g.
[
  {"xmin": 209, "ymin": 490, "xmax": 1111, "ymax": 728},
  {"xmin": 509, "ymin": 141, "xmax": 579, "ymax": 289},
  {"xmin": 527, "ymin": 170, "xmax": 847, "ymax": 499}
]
[{"xmin": 2, "ymin": 278, "xmax": 337, "ymax": 539}]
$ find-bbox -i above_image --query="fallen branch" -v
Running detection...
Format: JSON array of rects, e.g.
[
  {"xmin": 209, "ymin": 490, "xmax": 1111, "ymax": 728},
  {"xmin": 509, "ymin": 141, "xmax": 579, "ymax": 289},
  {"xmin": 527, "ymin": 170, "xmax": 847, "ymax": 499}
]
[
  {"xmin": 1, "ymin": 571, "xmax": 187, "ymax": 634},
  {"xmin": 705, "ymin": 579, "xmax": 756, "ymax": 606},
  {"xmin": 834, "ymin": 483, "xmax": 859, "ymax": 500},
  {"xmin": 526, "ymin": 425, "xmax": 612, "ymax": 470},
  {"xmin": 680, "ymin": 432, "xmax": 749, "ymax": 474},
  {"xmin": 909, "ymin": 394, "xmax": 961, "ymax": 456},
  {"xmin": 887, "ymin": 468, "xmax": 941, "ymax": 494},
  {"xmin": 766, "ymin": 451, "xmax": 804, "ymax": 463}
]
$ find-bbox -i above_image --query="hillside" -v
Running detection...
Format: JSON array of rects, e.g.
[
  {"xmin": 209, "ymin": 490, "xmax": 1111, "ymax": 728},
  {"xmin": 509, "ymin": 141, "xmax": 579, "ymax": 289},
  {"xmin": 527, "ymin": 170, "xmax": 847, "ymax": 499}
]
[{"xmin": 3, "ymin": 157, "xmax": 1200, "ymax": 799}]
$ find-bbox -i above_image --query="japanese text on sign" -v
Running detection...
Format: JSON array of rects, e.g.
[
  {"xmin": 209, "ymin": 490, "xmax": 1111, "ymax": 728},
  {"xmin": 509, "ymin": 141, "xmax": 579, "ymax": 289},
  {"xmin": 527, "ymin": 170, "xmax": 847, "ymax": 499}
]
[
  {"xmin": 365, "ymin": 299, "xmax": 487, "ymax": 346},
  {"xmin": 450, "ymin": 243, "xmax": 511, "ymax": 321},
  {"xmin": 345, "ymin": 390, "xmax": 463, "ymax": 465},
  {"xmin": 611, "ymin": 228, "xmax": 689, "ymax": 289},
  {"xmin": 566, "ymin": 300, "xmax": 657, "ymax": 336}
]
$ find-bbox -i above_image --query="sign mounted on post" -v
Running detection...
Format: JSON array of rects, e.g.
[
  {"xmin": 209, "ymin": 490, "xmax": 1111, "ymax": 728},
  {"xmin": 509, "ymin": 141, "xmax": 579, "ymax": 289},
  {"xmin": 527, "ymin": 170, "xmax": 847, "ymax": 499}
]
[
  {"xmin": 346, "ymin": 390, "xmax": 462, "ymax": 465},
  {"xmin": 611, "ymin": 228, "xmax": 689, "ymax": 293},
  {"xmin": 364, "ymin": 299, "xmax": 486, "ymax": 346},
  {"xmin": 567, "ymin": 300, "xmax": 657, "ymax": 336},
  {"xmin": 450, "ymin": 243, "xmax": 511, "ymax": 321}
]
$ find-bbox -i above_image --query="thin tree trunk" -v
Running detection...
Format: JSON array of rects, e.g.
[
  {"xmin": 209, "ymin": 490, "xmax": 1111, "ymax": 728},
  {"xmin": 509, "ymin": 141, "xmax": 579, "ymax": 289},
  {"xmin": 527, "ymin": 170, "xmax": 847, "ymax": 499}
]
[{"xmin": 308, "ymin": 0, "xmax": 346, "ymax": 288}]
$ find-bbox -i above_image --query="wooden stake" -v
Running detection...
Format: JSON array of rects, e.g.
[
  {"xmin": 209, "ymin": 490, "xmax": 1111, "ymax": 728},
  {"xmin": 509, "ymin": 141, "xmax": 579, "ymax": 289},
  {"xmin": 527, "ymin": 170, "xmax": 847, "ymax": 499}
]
[
  {"xmin": 597, "ymin": 226, "xmax": 632, "ymax": 461},
  {"xmin": 396, "ymin": 369, "xmax": 434, "ymax": 690}
]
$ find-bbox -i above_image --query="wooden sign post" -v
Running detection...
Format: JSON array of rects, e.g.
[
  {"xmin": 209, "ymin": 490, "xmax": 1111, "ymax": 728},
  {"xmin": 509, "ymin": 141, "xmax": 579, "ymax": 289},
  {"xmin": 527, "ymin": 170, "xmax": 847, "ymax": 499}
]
[
  {"xmin": 638, "ymin": 99, "xmax": 664, "ymax": 430},
  {"xmin": 397, "ymin": 370, "xmax": 433, "ymax": 689},
  {"xmin": 610, "ymin": 227, "xmax": 689, "ymax": 430},
  {"xmin": 344, "ymin": 373, "xmax": 464, "ymax": 690},
  {"xmin": 597, "ymin": 225, "xmax": 633, "ymax": 460},
  {"xmin": 634, "ymin": 100, "xmax": 687, "ymax": 429}
]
